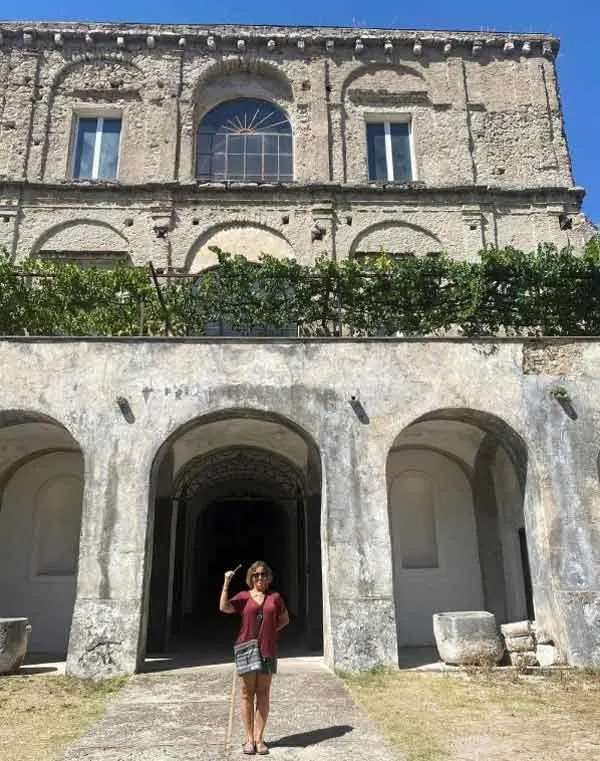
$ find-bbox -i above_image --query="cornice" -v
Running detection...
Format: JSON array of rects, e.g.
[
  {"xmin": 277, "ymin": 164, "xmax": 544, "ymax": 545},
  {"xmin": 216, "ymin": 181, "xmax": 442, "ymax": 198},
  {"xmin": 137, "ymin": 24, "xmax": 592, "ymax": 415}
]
[
  {"xmin": 0, "ymin": 21, "xmax": 560, "ymax": 59},
  {"xmin": 0, "ymin": 180, "xmax": 584, "ymax": 205}
]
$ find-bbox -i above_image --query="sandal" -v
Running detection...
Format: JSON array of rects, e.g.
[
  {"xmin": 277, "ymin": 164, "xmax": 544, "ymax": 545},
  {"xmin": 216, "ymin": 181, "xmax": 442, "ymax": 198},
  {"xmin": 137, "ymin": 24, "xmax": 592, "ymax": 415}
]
[
  {"xmin": 255, "ymin": 742, "xmax": 269, "ymax": 755},
  {"xmin": 242, "ymin": 741, "xmax": 256, "ymax": 755}
]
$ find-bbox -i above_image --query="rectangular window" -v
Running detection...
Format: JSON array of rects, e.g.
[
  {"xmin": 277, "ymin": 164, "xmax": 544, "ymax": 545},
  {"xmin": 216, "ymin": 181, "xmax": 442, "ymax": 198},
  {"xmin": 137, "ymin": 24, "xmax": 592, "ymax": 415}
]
[
  {"xmin": 366, "ymin": 121, "xmax": 412, "ymax": 182},
  {"xmin": 73, "ymin": 116, "xmax": 122, "ymax": 180}
]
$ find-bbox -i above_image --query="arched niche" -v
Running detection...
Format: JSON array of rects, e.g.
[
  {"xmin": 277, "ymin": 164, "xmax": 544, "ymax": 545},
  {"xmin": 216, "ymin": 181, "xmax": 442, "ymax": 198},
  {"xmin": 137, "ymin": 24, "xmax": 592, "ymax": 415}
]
[
  {"xmin": 186, "ymin": 222, "xmax": 294, "ymax": 272},
  {"xmin": 0, "ymin": 411, "xmax": 83, "ymax": 654},
  {"xmin": 31, "ymin": 219, "xmax": 130, "ymax": 267},
  {"xmin": 386, "ymin": 408, "xmax": 530, "ymax": 652},
  {"xmin": 350, "ymin": 221, "xmax": 444, "ymax": 258}
]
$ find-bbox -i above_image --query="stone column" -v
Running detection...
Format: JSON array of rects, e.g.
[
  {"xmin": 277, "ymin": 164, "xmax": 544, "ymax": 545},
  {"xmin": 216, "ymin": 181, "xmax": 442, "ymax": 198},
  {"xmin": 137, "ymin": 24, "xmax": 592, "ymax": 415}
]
[
  {"xmin": 66, "ymin": 425, "xmax": 152, "ymax": 679},
  {"xmin": 321, "ymin": 416, "xmax": 398, "ymax": 672},
  {"xmin": 522, "ymin": 366, "xmax": 600, "ymax": 666}
]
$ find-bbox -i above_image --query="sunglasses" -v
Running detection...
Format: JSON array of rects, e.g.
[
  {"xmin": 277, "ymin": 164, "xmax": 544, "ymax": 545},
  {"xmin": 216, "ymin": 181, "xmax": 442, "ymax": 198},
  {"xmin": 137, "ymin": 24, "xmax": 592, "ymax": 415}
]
[{"xmin": 253, "ymin": 572, "xmax": 269, "ymax": 578}]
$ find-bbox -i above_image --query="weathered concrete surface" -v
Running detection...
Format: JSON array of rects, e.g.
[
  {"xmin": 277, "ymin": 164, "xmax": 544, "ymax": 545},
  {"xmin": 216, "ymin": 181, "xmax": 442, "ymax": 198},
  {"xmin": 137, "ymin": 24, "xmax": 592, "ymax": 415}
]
[
  {"xmin": 1, "ymin": 337, "xmax": 600, "ymax": 676},
  {"xmin": 61, "ymin": 658, "xmax": 401, "ymax": 761},
  {"xmin": 433, "ymin": 611, "xmax": 504, "ymax": 665}
]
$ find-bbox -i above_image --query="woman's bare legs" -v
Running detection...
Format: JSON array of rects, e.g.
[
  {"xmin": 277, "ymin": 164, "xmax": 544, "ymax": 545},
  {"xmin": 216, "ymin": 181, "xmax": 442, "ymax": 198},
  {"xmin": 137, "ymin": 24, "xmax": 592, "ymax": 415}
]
[
  {"xmin": 254, "ymin": 673, "xmax": 272, "ymax": 751},
  {"xmin": 240, "ymin": 674, "xmax": 258, "ymax": 750}
]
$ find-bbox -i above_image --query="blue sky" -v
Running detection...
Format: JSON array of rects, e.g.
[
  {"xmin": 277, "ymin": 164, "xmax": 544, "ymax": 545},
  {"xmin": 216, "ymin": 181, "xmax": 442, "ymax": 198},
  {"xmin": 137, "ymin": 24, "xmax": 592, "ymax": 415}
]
[{"xmin": 2, "ymin": 0, "xmax": 599, "ymax": 223}]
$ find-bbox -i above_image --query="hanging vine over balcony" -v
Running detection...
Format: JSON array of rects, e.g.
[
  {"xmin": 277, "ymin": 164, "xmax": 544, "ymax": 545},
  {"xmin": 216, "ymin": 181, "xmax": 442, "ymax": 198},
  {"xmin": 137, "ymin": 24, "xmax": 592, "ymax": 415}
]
[{"xmin": 0, "ymin": 239, "xmax": 599, "ymax": 337}]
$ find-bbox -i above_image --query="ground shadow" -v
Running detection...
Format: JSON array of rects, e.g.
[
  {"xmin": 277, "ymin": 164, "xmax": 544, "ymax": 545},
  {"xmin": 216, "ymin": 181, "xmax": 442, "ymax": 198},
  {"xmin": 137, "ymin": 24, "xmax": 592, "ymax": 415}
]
[{"xmin": 270, "ymin": 725, "xmax": 354, "ymax": 748}]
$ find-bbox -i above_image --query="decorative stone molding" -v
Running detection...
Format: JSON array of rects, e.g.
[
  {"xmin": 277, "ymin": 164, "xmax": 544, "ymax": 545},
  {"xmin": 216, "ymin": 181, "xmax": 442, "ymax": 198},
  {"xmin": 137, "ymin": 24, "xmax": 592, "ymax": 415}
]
[
  {"xmin": 174, "ymin": 446, "xmax": 304, "ymax": 502},
  {"xmin": 0, "ymin": 22, "xmax": 560, "ymax": 60}
]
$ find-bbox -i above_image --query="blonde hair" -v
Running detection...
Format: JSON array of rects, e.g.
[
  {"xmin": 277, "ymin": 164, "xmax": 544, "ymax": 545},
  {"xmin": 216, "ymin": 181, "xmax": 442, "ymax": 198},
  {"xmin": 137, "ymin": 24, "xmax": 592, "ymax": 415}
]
[{"xmin": 246, "ymin": 560, "xmax": 273, "ymax": 588}]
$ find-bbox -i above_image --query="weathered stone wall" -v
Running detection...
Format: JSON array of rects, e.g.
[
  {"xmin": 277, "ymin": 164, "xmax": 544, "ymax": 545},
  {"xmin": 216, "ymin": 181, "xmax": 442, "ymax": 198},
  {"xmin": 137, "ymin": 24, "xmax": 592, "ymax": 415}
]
[
  {"xmin": 0, "ymin": 22, "xmax": 589, "ymax": 266},
  {"xmin": 0, "ymin": 336, "xmax": 598, "ymax": 676}
]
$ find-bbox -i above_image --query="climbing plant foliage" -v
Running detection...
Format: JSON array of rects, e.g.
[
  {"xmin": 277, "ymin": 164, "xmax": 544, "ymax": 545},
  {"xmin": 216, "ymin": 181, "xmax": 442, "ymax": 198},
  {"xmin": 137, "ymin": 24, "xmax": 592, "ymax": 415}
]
[{"xmin": 1, "ymin": 239, "xmax": 600, "ymax": 337}]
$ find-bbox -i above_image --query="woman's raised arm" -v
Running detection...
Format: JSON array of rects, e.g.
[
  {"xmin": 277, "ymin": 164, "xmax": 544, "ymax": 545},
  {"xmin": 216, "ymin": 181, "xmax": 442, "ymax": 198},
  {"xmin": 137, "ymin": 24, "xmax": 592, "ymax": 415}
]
[{"xmin": 219, "ymin": 569, "xmax": 237, "ymax": 613}]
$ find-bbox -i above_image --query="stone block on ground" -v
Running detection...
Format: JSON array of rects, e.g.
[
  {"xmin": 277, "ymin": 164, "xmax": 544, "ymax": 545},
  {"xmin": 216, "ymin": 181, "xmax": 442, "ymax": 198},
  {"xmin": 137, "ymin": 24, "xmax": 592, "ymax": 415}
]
[
  {"xmin": 433, "ymin": 611, "xmax": 504, "ymax": 665},
  {"xmin": 504, "ymin": 635, "xmax": 536, "ymax": 652},
  {"xmin": 536, "ymin": 644, "xmax": 560, "ymax": 666},
  {"xmin": 0, "ymin": 618, "xmax": 31, "ymax": 674},
  {"xmin": 500, "ymin": 620, "xmax": 532, "ymax": 638},
  {"xmin": 509, "ymin": 651, "xmax": 537, "ymax": 667}
]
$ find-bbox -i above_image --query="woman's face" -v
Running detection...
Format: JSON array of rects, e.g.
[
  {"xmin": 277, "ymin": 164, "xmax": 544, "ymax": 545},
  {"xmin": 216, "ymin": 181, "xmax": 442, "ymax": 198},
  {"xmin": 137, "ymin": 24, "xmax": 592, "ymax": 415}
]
[{"xmin": 252, "ymin": 566, "xmax": 270, "ymax": 591}]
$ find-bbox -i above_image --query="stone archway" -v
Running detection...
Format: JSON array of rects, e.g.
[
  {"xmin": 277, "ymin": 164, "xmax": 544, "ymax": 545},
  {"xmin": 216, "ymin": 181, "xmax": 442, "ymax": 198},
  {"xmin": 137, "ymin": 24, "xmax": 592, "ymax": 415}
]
[
  {"xmin": 386, "ymin": 409, "xmax": 530, "ymax": 651},
  {"xmin": 0, "ymin": 411, "xmax": 83, "ymax": 655},
  {"xmin": 145, "ymin": 413, "xmax": 323, "ymax": 660}
]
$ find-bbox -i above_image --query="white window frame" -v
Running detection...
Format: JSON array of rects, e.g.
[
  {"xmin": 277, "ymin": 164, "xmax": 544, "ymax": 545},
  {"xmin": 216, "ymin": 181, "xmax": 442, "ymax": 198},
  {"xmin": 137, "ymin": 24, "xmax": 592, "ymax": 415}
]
[
  {"xmin": 364, "ymin": 112, "xmax": 417, "ymax": 182},
  {"xmin": 70, "ymin": 108, "xmax": 123, "ymax": 181}
]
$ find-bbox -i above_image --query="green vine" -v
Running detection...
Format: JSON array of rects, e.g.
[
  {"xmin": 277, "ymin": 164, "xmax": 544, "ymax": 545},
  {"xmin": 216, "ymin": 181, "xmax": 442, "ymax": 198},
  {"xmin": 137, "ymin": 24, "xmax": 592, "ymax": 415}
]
[{"xmin": 1, "ymin": 238, "xmax": 599, "ymax": 337}]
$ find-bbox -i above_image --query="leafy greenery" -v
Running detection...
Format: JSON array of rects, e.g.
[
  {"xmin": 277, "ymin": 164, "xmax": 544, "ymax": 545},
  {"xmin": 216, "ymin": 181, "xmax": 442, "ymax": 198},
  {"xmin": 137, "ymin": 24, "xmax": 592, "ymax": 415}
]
[{"xmin": 1, "ymin": 239, "xmax": 599, "ymax": 337}]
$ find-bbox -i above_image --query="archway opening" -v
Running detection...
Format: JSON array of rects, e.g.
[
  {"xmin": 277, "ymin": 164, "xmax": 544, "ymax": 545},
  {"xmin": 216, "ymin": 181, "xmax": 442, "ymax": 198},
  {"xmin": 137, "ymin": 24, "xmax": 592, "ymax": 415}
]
[
  {"xmin": 145, "ymin": 412, "xmax": 323, "ymax": 664},
  {"xmin": 386, "ymin": 409, "xmax": 531, "ymax": 658},
  {"xmin": 0, "ymin": 411, "xmax": 83, "ymax": 657}
]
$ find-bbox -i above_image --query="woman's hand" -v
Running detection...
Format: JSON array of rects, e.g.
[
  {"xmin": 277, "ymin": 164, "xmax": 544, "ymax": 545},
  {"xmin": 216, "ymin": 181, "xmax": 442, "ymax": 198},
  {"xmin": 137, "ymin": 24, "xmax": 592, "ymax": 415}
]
[
  {"xmin": 220, "ymin": 565, "xmax": 241, "ymax": 614},
  {"xmin": 224, "ymin": 564, "xmax": 241, "ymax": 584}
]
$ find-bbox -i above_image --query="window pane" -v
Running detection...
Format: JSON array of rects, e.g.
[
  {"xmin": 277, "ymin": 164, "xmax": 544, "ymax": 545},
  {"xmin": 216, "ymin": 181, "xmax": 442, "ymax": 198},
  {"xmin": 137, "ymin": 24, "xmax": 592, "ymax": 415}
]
[
  {"xmin": 367, "ymin": 123, "xmax": 387, "ymax": 181},
  {"xmin": 197, "ymin": 154, "xmax": 211, "ymax": 177},
  {"xmin": 264, "ymin": 154, "xmax": 278, "ymax": 175},
  {"xmin": 198, "ymin": 132, "xmax": 213, "ymax": 154},
  {"xmin": 263, "ymin": 134, "xmax": 278, "ymax": 153},
  {"xmin": 390, "ymin": 122, "xmax": 412, "ymax": 182},
  {"xmin": 246, "ymin": 134, "xmax": 261, "ymax": 154},
  {"xmin": 227, "ymin": 155, "xmax": 243, "ymax": 178},
  {"xmin": 279, "ymin": 135, "xmax": 292, "ymax": 154},
  {"xmin": 228, "ymin": 134, "xmax": 244, "ymax": 154},
  {"xmin": 245, "ymin": 154, "xmax": 261, "ymax": 180},
  {"xmin": 213, "ymin": 134, "xmax": 227, "ymax": 153},
  {"xmin": 97, "ymin": 119, "xmax": 121, "ymax": 180},
  {"xmin": 73, "ymin": 118, "xmax": 97, "ymax": 179},
  {"xmin": 279, "ymin": 154, "xmax": 293, "ymax": 181},
  {"xmin": 212, "ymin": 154, "xmax": 226, "ymax": 178}
]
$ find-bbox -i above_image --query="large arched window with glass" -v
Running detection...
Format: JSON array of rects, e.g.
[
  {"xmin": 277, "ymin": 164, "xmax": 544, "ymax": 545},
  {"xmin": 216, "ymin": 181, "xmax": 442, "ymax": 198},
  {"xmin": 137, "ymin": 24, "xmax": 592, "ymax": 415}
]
[{"xmin": 196, "ymin": 99, "xmax": 293, "ymax": 182}]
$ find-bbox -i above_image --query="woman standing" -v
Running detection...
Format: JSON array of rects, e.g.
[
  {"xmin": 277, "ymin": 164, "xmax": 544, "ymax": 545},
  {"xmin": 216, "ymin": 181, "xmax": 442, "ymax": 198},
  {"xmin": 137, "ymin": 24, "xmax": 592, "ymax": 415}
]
[{"xmin": 220, "ymin": 561, "xmax": 289, "ymax": 755}]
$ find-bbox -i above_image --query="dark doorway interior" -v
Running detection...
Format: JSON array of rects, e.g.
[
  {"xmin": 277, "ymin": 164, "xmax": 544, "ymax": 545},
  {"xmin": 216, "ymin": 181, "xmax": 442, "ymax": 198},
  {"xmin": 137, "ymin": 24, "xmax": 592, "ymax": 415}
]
[
  {"xmin": 148, "ymin": 487, "xmax": 322, "ymax": 659},
  {"xmin": 186, "ymin": 498, "xmax": 289, "ymax": 627}
]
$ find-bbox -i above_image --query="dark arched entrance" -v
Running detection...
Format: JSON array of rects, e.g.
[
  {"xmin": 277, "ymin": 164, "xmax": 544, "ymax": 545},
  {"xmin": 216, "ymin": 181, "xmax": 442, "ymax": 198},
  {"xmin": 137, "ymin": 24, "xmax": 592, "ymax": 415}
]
[{"xmin": 145, "ymin": 415, "xmax": 322, "ymax": 663}]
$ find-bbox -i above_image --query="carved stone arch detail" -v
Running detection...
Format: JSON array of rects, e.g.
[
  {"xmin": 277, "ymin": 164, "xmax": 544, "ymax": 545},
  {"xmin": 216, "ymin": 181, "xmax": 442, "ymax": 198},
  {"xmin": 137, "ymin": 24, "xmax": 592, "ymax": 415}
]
[
  {"xmin": 350, "ymin": 220, "xmax": 443, "ymax": 258},
  {"xmin": 31, "ymin": 218, "xmax": 129, "ymax": 258},
  {"xmin": 174, "ymin": 446, "xmax": 305, "ymax": 502},
  {"xmin": 193, "ymin": 57, "xmax": 294, "ymax": 104},
  {"xmin": 339, "ymin": 62, "xmax": 428, "ymax": 104},
  {"xmin": 185, "ymin": 221, "xmax": 294, "ymax": 272},
  {"xmin": 49, "ymin": 56, "xmax": 141, "ymax": 95}
]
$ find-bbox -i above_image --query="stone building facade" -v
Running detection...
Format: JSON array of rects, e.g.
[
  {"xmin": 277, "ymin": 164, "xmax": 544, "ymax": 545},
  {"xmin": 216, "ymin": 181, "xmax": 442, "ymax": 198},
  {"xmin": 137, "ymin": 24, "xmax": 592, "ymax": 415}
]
[{"xmin": 0, "ymin": 22, "xmax": 599, "ymax": 678}]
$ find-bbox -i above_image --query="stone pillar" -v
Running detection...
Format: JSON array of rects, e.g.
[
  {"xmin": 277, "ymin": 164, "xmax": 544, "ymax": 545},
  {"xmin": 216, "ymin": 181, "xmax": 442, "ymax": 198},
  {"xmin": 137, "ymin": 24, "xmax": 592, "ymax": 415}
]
[
  {"xmin": 321, "ymin": 420, "xmax": 398, "ymax": 672},
  {"xmin": 66, "ymin": 428, "xmax": 151, "ymax": 679},
  {"xmin": 523, "ymin": 370, "xmax": 600, "ymax": 666}
]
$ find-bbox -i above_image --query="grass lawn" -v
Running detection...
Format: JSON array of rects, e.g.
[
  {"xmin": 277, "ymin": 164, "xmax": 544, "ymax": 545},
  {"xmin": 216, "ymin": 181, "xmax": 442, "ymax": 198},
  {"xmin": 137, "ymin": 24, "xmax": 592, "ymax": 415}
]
[
  {"xmin": 0, "ymin": 674, "xmax": 127, "ymax": 761},
  {"xmin": 344, "ymin": 668, "xmax": 600, "ymax": 761}
]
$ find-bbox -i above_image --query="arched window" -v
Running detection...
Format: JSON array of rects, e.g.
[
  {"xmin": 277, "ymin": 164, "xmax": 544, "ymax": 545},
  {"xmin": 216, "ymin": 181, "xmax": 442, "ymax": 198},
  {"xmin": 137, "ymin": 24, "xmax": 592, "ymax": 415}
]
[{"xmin": 196, "ymin": 99, "xmax": 293, "ymax": 182}]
